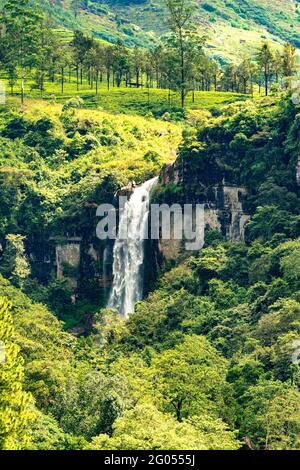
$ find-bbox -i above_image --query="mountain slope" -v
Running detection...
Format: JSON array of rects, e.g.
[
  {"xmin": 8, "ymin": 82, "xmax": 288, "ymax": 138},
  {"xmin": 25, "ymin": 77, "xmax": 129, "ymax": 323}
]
[{"xmin": 40, "ymin": 0, "xmax": 300, "ymax": 61}]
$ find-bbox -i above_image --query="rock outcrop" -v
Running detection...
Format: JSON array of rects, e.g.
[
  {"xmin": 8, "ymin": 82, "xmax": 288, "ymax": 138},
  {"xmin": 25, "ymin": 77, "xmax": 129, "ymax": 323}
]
[
  {"xmin": 153, "ymin": 160, "xmax": 250, "ymax": 264},
  {"xmin": 54, "ymin": 238, "xmax": 82, "ymax": 291}
]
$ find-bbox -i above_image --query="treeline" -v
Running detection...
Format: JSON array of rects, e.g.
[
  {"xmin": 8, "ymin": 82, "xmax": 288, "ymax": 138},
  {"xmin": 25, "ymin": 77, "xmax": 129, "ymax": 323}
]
[{"xmin": 0, "ymin": 0, "xmax": 298, "ymax": 108}]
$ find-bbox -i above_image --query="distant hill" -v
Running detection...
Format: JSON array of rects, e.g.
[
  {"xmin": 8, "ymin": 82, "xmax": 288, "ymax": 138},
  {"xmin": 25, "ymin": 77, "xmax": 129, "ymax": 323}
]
[{"xmin": 40, "ymin": 0, "xmax": 300, "ymax": 61}]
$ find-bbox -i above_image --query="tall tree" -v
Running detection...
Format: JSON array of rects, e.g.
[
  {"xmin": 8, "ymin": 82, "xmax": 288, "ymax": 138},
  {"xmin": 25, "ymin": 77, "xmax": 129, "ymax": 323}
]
[
  {"xmin": 112, "ymin": 40, "xmax": 129, "ymax": 88},
  {"xmin": 164, "ymin": 0, "xmax": 197, "ymax": 108},
  {"xmin": 131, "ymin": 46, "xmax": 145, "ymax": 88},
  {"xmin": 57, "ymin": 45, "xmax": 73, "ymax": 94},
  {"xmin": 222, "ymin": 64, "xmax": 239, "ymax": 92},
  {"xmin": 35, "ymin": 18, "xmax": 58, "ymax": 96},
  {"xmin": 85, "ymin": 44, "xmax": 104, "ymax": 95},
  {"xmin": 256, "ymin": 42, "xmax": 274, "ymax": 96},
  {"xmin": 0, "ymin": 0, "xmax": 43, "ymax": 108},
  {"xmin": 150, "ymin": 44, "xmax": 164, "ymax": 88},
  {"xmin": 238, "ymin": 59, "xmax": 256, "ymax": 94},
  {"xmin": 71, "ymin": 30, "xmax": 93, "ymax": 89},
  {"xmin": 273, "ymin": 50, "xmax": 283, "ymax": 84},
  {"xmin": 211, "ymin": 59, "xmax": 221, "ymax": 92},
  {"xmin": 282, "ymin": 42, "xmax": 296, "ymax": 78},
  {"xmin": 104, "ymin": 45, "xmax": 114, "ymax": 91}
]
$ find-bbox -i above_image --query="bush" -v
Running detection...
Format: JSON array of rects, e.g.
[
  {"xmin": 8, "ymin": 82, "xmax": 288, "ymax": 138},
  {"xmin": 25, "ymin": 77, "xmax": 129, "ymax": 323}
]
[{"xmin": 62, "ymin": 97, "xmax": 84, "ymax": 111}]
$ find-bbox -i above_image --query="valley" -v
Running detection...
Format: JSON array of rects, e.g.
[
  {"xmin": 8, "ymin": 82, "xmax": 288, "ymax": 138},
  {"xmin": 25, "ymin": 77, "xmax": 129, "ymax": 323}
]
[{"xmin": 0, "ymin": 0, "xmax": 300, "ymax": 453}]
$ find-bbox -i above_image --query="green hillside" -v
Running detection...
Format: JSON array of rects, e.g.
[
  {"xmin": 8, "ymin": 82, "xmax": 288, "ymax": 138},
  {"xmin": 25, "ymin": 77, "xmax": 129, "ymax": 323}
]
[
  {"xmin": 1, "ymin": 90, "xmax": 300, "ymax": 451},
  {"xmin": 1, "ymin": 0, "xmax": 300, "ymax": 452},
  {"xmin": 40, "ymin": 0, "xmax": 300, "ymax": 60}
]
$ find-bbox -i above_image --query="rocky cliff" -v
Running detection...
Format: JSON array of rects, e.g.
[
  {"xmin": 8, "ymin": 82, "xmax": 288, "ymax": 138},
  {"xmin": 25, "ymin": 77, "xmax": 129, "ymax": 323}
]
[{"xmin": 150, "ymin": 159, "xmax": 250, "ymax": 266}]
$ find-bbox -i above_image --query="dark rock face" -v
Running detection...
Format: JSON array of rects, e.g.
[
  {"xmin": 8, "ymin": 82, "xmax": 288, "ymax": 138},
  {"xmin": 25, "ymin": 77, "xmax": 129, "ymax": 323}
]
[
  {"xmin": 160, "ymin": 162, "xmax": 181, "ymax": 186},
  {"xmin": 47, "ymin": 170, "xmax": 251, "ymax": 304},
  {"xmin": 153, "ymin": 160, "xmax": 250, "ymax": 265},
  {"xmin": 115, "ymin": 182, "xmax": 136, "ymax": 198}
]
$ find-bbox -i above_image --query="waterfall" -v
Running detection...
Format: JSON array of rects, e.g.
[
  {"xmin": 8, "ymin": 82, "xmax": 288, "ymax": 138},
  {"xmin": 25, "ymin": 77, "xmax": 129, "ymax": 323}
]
[{"xmin": 108, "ymin": 177, "xmax": 158, "ymax": 317}]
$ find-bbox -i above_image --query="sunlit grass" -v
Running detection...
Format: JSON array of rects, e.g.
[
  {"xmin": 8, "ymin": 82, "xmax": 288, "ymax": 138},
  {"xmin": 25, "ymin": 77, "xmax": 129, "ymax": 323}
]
[
  {"xmin": 2, "ymin": 75, "xmax": 249, "ymax": 117},
  {"xmin": 4, "ymin": 97, "xmax": 183, "ymax": 185}
]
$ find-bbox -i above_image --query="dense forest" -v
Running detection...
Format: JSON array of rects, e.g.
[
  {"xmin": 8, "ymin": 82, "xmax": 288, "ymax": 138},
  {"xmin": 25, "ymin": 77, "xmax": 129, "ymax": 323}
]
[{"xmin": 0, "ymin": 0, "xmax": 300, "ymax": 452}]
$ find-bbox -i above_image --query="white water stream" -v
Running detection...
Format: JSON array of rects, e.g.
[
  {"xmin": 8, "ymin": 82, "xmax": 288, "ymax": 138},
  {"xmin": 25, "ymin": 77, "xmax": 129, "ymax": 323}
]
[{"xmin": 108, "ymin": 177, "xmax": 158, "ymax": 316}]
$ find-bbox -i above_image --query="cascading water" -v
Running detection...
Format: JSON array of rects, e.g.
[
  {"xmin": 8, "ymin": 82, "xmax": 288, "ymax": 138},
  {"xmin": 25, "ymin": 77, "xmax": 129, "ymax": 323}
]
[{"xmin": 108, "ymin": 177, "xmax": 158, "ymax": 317}]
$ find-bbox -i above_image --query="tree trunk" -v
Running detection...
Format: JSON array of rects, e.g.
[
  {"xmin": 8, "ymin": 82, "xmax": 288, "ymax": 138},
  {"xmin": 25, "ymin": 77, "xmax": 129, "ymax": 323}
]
[
  {"xmin": 40, "ymin": 71, "xmax": 44, "ymax": 97},
  {"xmin": 179, "ymin": 30, "xmax": 185, "ymax": 108},
  {"xmin": 174, "ymin": 400, "xmax": 183, "ymax": 422},
  {"xmin": 21, "ymin": 73, "xmax": 25, "ymax": 111},
  {"xmin": 76, "ymin": 66, "xmax": 79, "ymax": 91},
  {"xmin": 61, "ymin": 67, "xmax": 64, "ymax": 94},
  {"xmin": 265, "ymin": 72, "xmax": 268, "ymax": 96},
  {"xmin": 95, "ymin": 70, "xmax": 99, "ymax": 95},
  {"xmin": 88, "ymin": 66, "xmax": 91, "ymax": 86},
  {"xmin": 107, "ymin": 68, "xmax": 110, "ymax": 90}
]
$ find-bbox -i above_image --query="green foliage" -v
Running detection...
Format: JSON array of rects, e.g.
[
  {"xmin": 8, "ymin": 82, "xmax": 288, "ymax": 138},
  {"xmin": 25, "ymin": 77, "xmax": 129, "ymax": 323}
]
[
  {"xmin": 30, "ymin": 0, "xmax": 300, "ymax": 56},
  {"xmin": 28, "ymin": 409, "xmax": 87, "ymax": 450},
  {"xmin": 0, "ymin": 0, "xmax": 299, "ymax": 449},
  {"xmin": 152, "ymin": 335, "xmax": 230, "ymax": 421},
  {"xmin": 62, "ymin": 96, "xmax": 84, "ymax": 111},
  {"xmin": 87, "ymin": 403, "xmax": 206, "ymax": 450},
  {"xmin": 0, "ymin": 234, "xmax": 30, "ymax": 287},
  {"xmin": 239, "ymin": 380, "xmax": 300, "ymax": 449},
  {"xmin": 0, "ymin": 297, "xmax": 35, "ymax": 449},
  {"xmin": 87, "ymin": 402, "xmax": 240, "ymax": 450}
]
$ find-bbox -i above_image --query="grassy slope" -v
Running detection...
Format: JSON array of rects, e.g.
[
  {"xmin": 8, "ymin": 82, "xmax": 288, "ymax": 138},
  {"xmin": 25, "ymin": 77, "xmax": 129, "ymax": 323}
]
[
  {"xmin": 39, "ymin": 0, "xmax": 300, "ymax": 62},
  {"xmin": 5, "ymin": 78, "xmax": 248, "ymax": 184},
  {"xmin": 5, "ymin": 76, "xmax": 248, "ymax": 116},
  {"xmin": 5, "ymin": 96, "xmax": 182, "ymax": 183}
]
